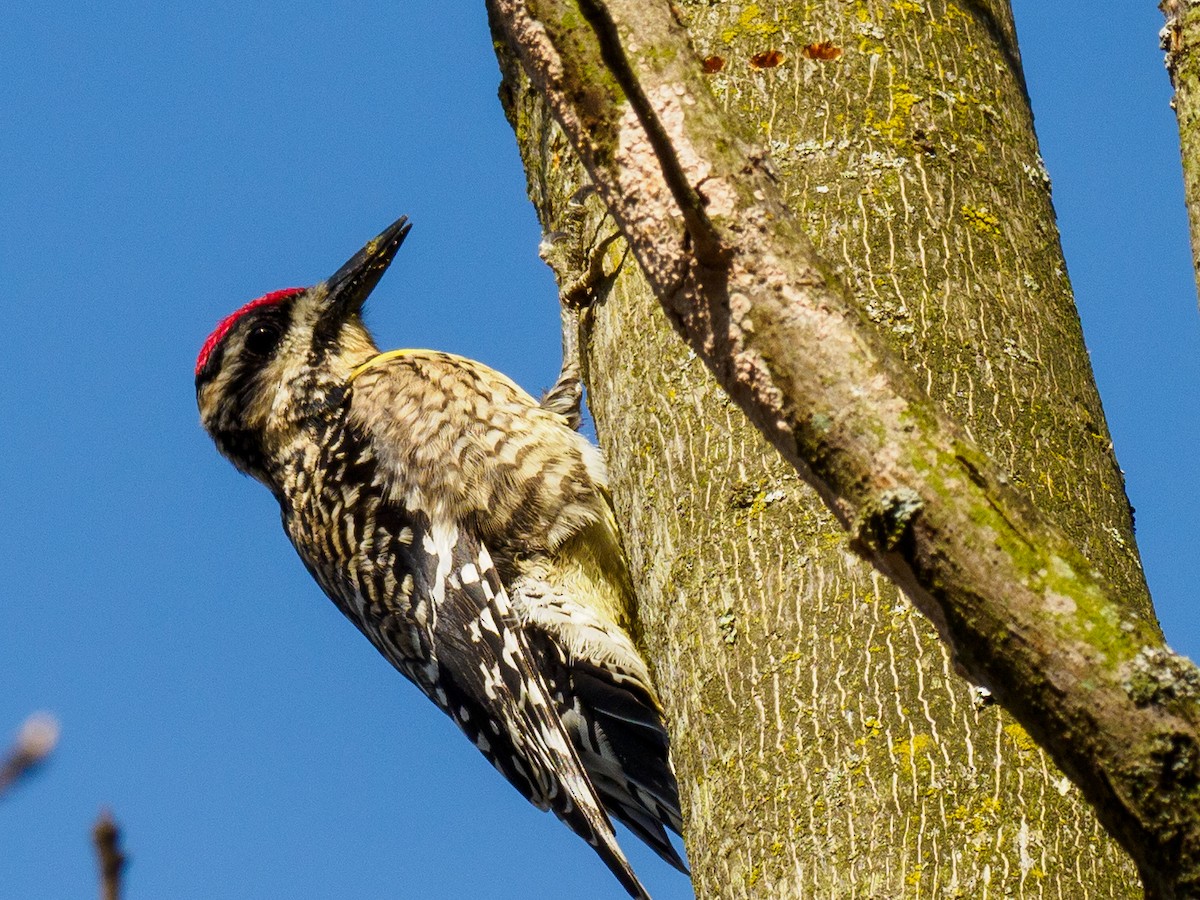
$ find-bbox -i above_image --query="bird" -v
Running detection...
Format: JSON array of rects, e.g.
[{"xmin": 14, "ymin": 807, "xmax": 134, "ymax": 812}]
[{"xmin": 195, "ymin": 215, "xmax": 687, "ymax": 898}]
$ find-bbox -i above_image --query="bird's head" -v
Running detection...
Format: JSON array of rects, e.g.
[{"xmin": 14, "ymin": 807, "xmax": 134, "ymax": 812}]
[{"xmin": 195, "ymin": 215, "xmax": 411, "ymax": 483}]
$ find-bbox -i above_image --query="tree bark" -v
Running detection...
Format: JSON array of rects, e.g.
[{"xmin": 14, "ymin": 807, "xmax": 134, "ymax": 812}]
[
  {"xmin": 491, "ymin": 1, "xmax": 1200, "ymax": 896},
  {"xmin": 1163, "ymin": 0, "xmax": 1200, "ymax": 304}
]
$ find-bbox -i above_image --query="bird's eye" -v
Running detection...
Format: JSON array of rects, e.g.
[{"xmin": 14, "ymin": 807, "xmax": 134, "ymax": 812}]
[{"xmin": 244, "ymin": 322, "xmax": 282, "ymax": 357}]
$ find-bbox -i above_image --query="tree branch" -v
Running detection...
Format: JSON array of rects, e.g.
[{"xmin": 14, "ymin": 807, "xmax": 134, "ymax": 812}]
[
  {"xmin": 489, "ymin": 0, "xmax": 1200, "ymax": 894},
  {"xmin": 1162, "ymin": 0, "xmax": 1200, "ymax": 303}
]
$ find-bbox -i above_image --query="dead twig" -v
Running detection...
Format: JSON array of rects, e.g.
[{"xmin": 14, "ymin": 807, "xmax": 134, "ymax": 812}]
[{"xmin": 92, "ymin": 809, "xmax": 126, "ymax": 900}]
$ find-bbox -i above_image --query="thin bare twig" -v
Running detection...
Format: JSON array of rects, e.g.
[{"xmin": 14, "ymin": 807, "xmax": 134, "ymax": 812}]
[{"xmin": 92, "ymin": 809, "xmax": 126, "ymax": 900}]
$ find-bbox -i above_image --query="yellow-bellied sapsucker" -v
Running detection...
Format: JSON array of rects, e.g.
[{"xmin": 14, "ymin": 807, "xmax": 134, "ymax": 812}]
[{"xmin": 195, "ymin": 216, "xmax": 686, "ymax": 898}]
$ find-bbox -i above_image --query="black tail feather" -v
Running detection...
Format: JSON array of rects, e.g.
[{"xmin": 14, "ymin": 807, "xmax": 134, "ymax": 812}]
[
  {"xmin": 567, "ymin": 662, "xmax": 688, "ymax": 870},
  {"xmin": 589, "ymin": 761, "xmax": 690, "ymax": 874}
]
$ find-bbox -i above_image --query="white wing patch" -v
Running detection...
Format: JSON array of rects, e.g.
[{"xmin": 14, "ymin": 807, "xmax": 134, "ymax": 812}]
[{"xmin": 424, "ymin": 521, "xmax": 459, "ymax": 607}]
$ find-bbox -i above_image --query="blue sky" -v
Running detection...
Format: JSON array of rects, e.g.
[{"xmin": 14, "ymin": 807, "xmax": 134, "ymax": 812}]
[{"xmin": 0, "ymin": 3, "xmax": 1193, "ymax": 898}]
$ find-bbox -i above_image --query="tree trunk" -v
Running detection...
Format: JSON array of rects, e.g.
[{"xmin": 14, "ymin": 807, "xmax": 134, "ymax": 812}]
[{"xmin": 492, "ymin": 1, "xmax": 1165, "ymax": 896}]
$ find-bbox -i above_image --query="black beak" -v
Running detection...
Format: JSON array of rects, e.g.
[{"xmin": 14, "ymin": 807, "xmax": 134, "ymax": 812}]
[{"xmin": 323, "ymin": 215, "xmax": 412, "ymax": 318}]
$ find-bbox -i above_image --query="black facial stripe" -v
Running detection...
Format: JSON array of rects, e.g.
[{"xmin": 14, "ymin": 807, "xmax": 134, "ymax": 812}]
[
  {"xmin": 195, "ymin": 342, "xmax": 226, "ymax": 390},
  {"xmin": 311, "ymin": 313, "xmax": 349, "ymax": 357}
]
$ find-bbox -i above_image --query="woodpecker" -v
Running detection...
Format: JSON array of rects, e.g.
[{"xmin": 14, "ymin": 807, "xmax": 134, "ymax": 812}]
[{"xmin": 195, "ymin": 216, "xmax": 686, "ymax": 898}]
